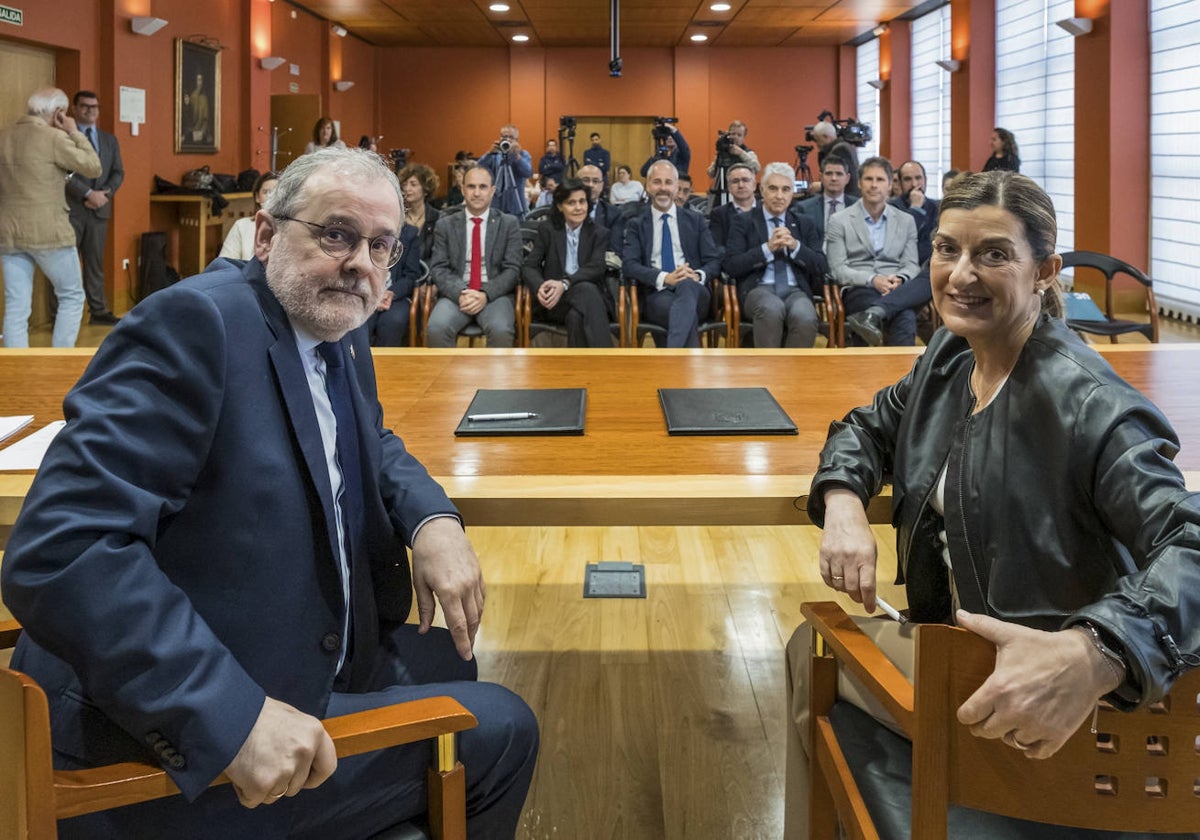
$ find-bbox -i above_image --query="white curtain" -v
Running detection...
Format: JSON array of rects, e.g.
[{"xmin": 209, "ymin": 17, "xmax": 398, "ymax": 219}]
[{"xmin": 911, "ymin": 4, "xmax": 952, "ymax": 198}]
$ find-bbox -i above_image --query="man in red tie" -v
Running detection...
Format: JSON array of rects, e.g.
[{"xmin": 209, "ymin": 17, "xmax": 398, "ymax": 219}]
[{"xmin": 426, "ymin": 165, "xmax": 523, "ymax": 347}]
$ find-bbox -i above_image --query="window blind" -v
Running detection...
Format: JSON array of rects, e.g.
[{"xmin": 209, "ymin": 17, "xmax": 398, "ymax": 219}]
[
  {"xmin": 911, "ymin": 4, "xmax": 952, "ymax": 198},
  {"xmin": 1150, "ymin": 0, "xmax": 1200, "ymax": 320},
  {"xmin": 994, "ymin": 0, "xmax": 1075, "ymax": 255},
  {"xmin": 856, "ymin": 38, "xmax": 881, "ymax": 163}
]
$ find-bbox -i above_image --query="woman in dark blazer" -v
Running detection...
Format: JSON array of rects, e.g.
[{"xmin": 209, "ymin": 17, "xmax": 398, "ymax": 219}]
[
  {"xmin": 397, "ymin": 162, "xmax": 441, "ymax": 262},
  {"xmin": 521, "ymin": 178, "xmax": 613, "ymax": 347},
  {"xmin": 982, "ymin": 126, "xmax": 1021, "ymax": 172}
]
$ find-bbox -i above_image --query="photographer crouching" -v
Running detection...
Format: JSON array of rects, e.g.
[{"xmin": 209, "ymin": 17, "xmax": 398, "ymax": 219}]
[{"xmin": 640, "ymin": 117, "xmax": 691, "ymax": 178}]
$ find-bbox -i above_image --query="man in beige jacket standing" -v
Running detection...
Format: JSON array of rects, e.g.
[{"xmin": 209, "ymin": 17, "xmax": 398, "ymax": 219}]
[{"xmin": 0, "ymin": 86, "xmax": 101, "ymax": 347}]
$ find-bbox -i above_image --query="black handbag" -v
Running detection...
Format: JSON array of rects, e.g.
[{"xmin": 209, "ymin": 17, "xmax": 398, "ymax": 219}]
[{"xmin": 181, "ymin": 165, "xmax": 213, "ymax": 190}]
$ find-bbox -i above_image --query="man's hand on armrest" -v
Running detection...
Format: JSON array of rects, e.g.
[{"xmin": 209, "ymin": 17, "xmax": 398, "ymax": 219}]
[{"xmin": 224, "ymin": 696, "xmax": 336, "ymax": 808}]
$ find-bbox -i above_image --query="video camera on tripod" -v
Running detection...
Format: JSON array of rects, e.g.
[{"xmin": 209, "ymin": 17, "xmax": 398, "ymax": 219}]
[
  {"xmin": 389, "ymin": 148, "xmax": 412, "ymax": 170},
  {"xmin": 559, "ymin": 115, "xmax": 577, "ymax": 141},
  {"xmin": 804, "ymin": 117, "xmax": 873, "ymax": 147},
  {"xmin": 651, "ymin": 117, "xmax": 678, "ymax": 157},
  {"xmin": 793, "ymin": 145, "xmax": 814, "ymax": 193}
]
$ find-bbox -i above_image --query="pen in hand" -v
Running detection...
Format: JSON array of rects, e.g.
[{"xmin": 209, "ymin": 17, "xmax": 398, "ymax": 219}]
[
  {"xmin": 875, "ymin": 596, "xmax": 908, "ymax": 624},
  {"xmin": 467, "ymin": 412, "xmax": 539, "ymax": 422}
]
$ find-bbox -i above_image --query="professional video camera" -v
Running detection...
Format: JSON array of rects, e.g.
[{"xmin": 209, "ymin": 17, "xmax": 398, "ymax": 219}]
[
  {"xmin": 651, "ymin": 117, "xmax": 679, "ymax": 157},
  {"xmin": 389, "ymin": 148, "xmax": 411, "ymax": 170},
  {"xmin": 804, "ymin": 117, "xmax": 873, "ymax": 148},
  {"xmin": 559, "ymin": 115, "xmax": 577, "ymax": 140}
]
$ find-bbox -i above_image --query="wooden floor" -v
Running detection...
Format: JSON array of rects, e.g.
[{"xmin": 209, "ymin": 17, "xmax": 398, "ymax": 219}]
[{"xmin": 21, "ymin": 314, "xmax": 1200, "ymax": 838}]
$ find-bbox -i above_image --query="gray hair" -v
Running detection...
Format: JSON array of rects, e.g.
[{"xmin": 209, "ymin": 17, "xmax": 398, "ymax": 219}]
[
  {"xmin": 811, "ymin": 122, "xmax": 837, "ymax": 142},
  {"xmin": 263, "ymin": 146, "xmax": 403, "ymax": 220},
  {"xmin": 646, "ymin": 159, "xmax": 679, "ymax": 180},
  {"xmin": 27, "ymin": 87, "xmax": 68, "ymax": 119},
  {"xmin": 761, "ymin": 161, "xmax": 795, "ymax": 183}
]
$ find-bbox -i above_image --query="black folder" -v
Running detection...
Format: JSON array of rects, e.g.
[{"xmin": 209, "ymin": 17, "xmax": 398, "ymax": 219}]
[
  {"xmin": 454, "ymin": 388, "xmax": 587, "ymax": 436},
  {"xmin": 657, "ymin": 387, "xmax": 797, "ymax": 436}
]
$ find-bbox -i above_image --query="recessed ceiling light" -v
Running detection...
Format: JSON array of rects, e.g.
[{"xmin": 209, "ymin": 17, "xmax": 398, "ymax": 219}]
[
  {"xmin": 489, "ymin": 3, "xmax": 510, "ymax": 11},
  {"xmin": 512, "ymin": 33, "xmax": 530, "ymax": 42},
  {"xmin": 690, "ymin": 33, "xmax": 709, "ymax": 42},
  {"xmin": 710, "ymin": 2, "xmax": 732, "ymax": 11}
]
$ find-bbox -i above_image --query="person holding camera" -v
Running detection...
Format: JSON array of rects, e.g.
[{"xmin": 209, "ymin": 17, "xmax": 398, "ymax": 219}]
[
  {"xmin": 811, "ymin": 121, "xmax": 860, "ymax": 197},
  {"xmin": 478, "ymin": 123, "xmax": 533, "ymax": 220},
  {"xmin": 0, "ymin": 86, "xmax": 101, "ymax": 348},
  {"xmin": 639, "ymin": 121, "xmax": 692, "ymax": 178},
  {"xmin": 705, "ymin": 120, "xmax": 760, "ymax": 182}
]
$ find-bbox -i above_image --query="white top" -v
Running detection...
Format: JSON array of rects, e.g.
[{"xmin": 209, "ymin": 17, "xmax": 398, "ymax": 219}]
[
  {"xmin": 610, "ymin": 179, "xmax": 646, "ymax": 205},
  {"xmin": 218, "ymin": 216, "xmax": 256, "ymax": 260}
]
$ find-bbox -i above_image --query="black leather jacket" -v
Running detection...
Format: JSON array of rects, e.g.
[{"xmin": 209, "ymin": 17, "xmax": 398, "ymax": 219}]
[{"xmin": 808, "ymin": 316, "xmax": 1200, "ymax": 707}]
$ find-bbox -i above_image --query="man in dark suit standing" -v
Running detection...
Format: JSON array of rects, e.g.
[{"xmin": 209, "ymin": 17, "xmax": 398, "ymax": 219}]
[
  {"xmin": 794, "ymin": 157, "xmax": 851, "ymax": 246},
  {"xmin": 723, "ymin": 162, "xmax": 826, "ymax": 347},
  {"xmin": 623, "ymin": 159, "xmax": 721, "ymax": 348},
  {"xmin": 521, "ymin": 178, "xmax": 612, "ymax": 347},
  {"xmin": 2, "ymin": 146, "xmax": 537, "ymax": 838},
  {"xmin": 427, "ymin": 165, "xmax": 523, "ymax": 347},
  {"xmin": 66, "ymin": 90, "xmax": 123, "ymax": 324},
  {"xmin": 582, "ymin": 132, "xmax": 611, "ymax": 185}
]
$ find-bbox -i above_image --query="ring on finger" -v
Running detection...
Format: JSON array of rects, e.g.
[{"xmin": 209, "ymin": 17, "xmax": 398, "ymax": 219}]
[
  {"xmin": 1003, "ymin": 731, "xmax": 1032, "ymax": 751},
  {"xmin": 266, "ymin": 785, "xmax": 288, "ymax": 802},
  {"xmin": 830, "ymin": 574, "xmax": 844, "ymax": 582}
]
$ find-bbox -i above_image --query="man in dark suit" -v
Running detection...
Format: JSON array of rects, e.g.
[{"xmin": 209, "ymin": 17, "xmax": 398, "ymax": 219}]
[
  {"xmin": 794, "ymin": 156, "xmax": 851, "ymax": 246},
  {"xmin": 579, "ymin": 164, "xmax": 624, "ymax": 252},
  {"xmin": 622, "ymin": 159, "xmax": 721, "ymax": 348},
  {"xmin": 708, "ymin": 163, "xmax": 758, "ymax": 248},
  {"xmin": 888, "ymin": 159, "xmax": 939, "ymax": 265},
  {"xmin": 1, "ymin": 147, "xmax": 537, "ymax": 839},
  {"xmin": 582, "ymin": 132, "xmax": 611, "ymax": 185},
  {"xmin": 826, "ymin": 157, "xmax": 923, "ymax": 346},
  {"xmin": 521, "ymin": 178, "xmax": 613, "ymax": 347},
  {"xmin": 427, "ymin": 164, "xmax": 523, "ymax": 347},
  {"xmin": 66, "ymin": 90, "xmax": 123, "ymax": 324},
  {"xmin": 723, "ymin": 162, "xmax": 827, "ymax": 347}
]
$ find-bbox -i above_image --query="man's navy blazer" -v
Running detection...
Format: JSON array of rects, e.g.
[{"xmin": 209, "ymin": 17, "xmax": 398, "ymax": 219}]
[
  {"xmin": 1, "ymin": 258, "xmax": 456, "ymax": 816},
  {"xmin": 621, "ymin": 204, "xmax": 722, "ymax": 291},
  {"xmin": 722, "ymin": 207, "xmax": 827, "ymax": 306}
]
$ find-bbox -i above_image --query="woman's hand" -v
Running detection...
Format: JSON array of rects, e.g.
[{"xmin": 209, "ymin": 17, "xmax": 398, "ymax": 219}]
[
  {"xmin": 956, "ymin": 611, "xmax": 1124, "ymax": 758},
  {"xmin": 819, "ymin": 488, "xmax": 879, "ymax": 611}
]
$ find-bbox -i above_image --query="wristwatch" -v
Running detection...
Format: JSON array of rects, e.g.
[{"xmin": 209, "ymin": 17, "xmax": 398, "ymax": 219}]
[{"xmin": 560, "ymin": 279, "xmax": 570, "ymax": 291}]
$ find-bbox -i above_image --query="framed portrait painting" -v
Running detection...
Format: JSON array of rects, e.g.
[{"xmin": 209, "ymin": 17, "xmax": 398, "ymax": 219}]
[{"xmin": 175, "ymin": 39, "xmax": 220, "ymax": 153}]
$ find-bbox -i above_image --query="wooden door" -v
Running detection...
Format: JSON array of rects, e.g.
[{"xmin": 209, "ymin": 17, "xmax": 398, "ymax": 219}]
[
  {"xmin": 0, "ymin": 38, "xmax": 58, "ymax": 339},
  {"xmin": 269, "ymin": 94, "xmax": 321, "ymax": 172}
]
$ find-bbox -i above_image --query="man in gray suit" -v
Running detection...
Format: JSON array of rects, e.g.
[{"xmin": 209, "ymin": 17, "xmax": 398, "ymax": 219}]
[
  {"xmin": 67, "ymin": 90, "xmax": 124, "ymax": 325},
  {"xmin": 427, "ymin": 165, "xmax": 523, "ymax": 347},
  {"xmin": 825, "ymin": 157, "xmax": 922, "ymax": 346}
]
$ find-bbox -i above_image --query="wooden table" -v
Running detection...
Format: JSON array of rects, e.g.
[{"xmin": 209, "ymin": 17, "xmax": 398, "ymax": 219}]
[
  {"xmin": 149, "ymin": 192, "xmax": 255, "ymax": 277},
  {"xmin": 3, "ymin": 346, "xmax": 1200, "ymax": 527}
]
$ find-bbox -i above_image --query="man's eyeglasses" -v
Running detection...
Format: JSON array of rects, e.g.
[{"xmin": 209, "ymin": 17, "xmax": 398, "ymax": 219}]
[
  {"xmin": 76, "ymin": 103, "xmax": 100, "ymax": 111},
  {"xmin": 276, "ymin": 216, "xmax": 402, "ymax": 269}
]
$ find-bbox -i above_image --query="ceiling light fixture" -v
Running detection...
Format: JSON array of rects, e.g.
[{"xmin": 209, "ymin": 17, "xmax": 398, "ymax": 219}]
[
  {"xmin": 690, "ymin": 33, "xmax": 709, "ymax": 42},
  {"xmin": 489, "ymin": 3, "xmax": 511, "ymax": 11},
  {"xmin": 710, "ymin": 2, "xmax": 732, "ymax": 11},
  {"xmin": 512, "ymin": 33, "xmax": 530, "ymax": 42}
]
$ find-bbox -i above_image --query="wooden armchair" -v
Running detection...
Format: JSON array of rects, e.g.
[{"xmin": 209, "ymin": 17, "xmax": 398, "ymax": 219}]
[
  {"xmin": 515, "ymin": 269, "xmax": 627, "ymax": 348},
  {"xmin": 724, "ymin": 275, "xmax": 841, "ymax": 348},
  {"xmin": 624, "ymin": 274, "xmax": 729, "ymax": 348},
  {"xmin": 1061, "ymin": 250, "xmax": 1159, "ymax": 343},
  {"xmin": 0, "ymin": 620, "xmax": 477, "ymax": 840},
  {"xmin": 803, "ymin": 601, "xmax": 1200, "ymax": 840}
]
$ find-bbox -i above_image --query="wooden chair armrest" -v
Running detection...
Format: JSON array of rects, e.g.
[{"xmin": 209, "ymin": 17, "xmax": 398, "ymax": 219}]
[
  {"xmin": 0, "ymin": 618, "xmax": 21, "ymax": 649},
  {"xmin": 515, "ymin": 285, "xmax": 531, "ymax": 348},
  {"xmin": 420, "ymin": 284, "xmax": 437, "ymax": 345},
  {"xmin": 408, "ymin": 286, "xmax": 424, "ymax": 347},
  {"xmin": 801, "ymin": 601, "xmax": 914, "ymax": 735},
  {"xmin": 54, "ymin": 696, "xmax": 477, "ymax": 819}
]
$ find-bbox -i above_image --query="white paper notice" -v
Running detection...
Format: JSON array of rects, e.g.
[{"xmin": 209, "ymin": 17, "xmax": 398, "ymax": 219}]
[
  {"xmin": 0, "ymin": 415, "xmax": 33, "ymax": 443},
  {"xmin": 0, "ymin": 421, "xmax": 65, "ymax": 470},
  {"xmin": 119, "ymin": 86, "xmax": 146, "ymax": 127}
]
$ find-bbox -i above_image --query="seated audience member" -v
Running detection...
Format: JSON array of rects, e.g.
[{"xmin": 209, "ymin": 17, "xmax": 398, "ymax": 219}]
[
  {"xmin": 675, "ymin": 174, "xmax": 694, "ymax": 208},
  {"xmin": 579, "ymin": 164, "xmax": 624, "ymax": 251},
  {"xmin": 826, "ymin": 157, "xmax": 922, "ymax": 346},
  {"xmin": 942, "ymin": 168, "xmax": 963, "ymax": 194},
  {"xmin": 784, "ymin": 170, "xmax": 1200, "ymax": 839},
  {"xmin": 795, "ymin": 157, "xmax": 851, "ymax": 245},
  {"xmin": 609, "ymin": 165, "xmax": 646, "ymax": 205},
  {"xmin": 445, "ymin": 161, "xmax": 469, "ymax": 207},
  {"xmin": 537, "ymin": 138, "xmax": 566, "ymax": 186},
  {"xmin": 639, "ymin": 122, "xmax": 692, "ymax": 178},
  {"xmin": 708, "ymin": 163, "xmax": 758, "ymax": 248},
  {"xmin": 478, "ymin": 123, "xmax": 533, "ymax": 220},
  {"xmin": 365, "ymin": 222, "xmax": 422, "ymax": 346},
  {"xmin": 521, "ymin": 178, "xmax": 613, "ymax": 347},
  {"xmin": 0, "ymin": 86, "xmax": 100, "ymax": 348},
  {"xmin": 427, "ymin": 165, "xmax": 522, "ymax": 347},
  {"xmin": 705, "ymin": 120, "xmax": 761, "ymax": 182},
  {"xmin": 889, "ymin": 160, "xmax": 939, "ymax": 265},
  {"xmin": 219, "ymin": 171, "xmax": 278, "ymax": 260},
  {"xmin": 622, "ymin": 160, "xmax": 721, "ymax": 348},
  {"xmin": 1, "ymin": 145, "xmax": 538, "ymax": 838},
  {"xmin": 303, "ymin": 116, "xmax": 345, "ymax": 154},
  {"xmin": 524, "ymin": 174, "xmax": 542, "ymax": 210},
  {"xmin": 534, "ymin": 174, "xmax": 558, "ymax": 209},
  {"xmin": 723, "ymin": 162, "xmax": 826, "ymax": 348},
  {"xmin": 397, "ymin": 162, "xmax": 441, "ymax": 262}
]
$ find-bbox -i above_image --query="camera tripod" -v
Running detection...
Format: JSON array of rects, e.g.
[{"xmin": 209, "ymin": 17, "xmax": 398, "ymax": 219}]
[{"xmin": 559, "ymin": 127, "xmax": 580, "ymax": 179}]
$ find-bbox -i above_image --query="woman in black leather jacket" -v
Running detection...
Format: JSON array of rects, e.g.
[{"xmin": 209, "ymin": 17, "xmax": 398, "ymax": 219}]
[{"xmin": 785, "ymin": 171, "xmax": 1200, "ymax": 838}]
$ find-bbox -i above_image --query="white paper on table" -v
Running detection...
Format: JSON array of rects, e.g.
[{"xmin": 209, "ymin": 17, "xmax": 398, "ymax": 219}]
[
  {"xmin": 0, "ymin": 421, "xmax": 65, "ymax": 470},
  {"xmin": 0, "ymin": 415, "xmax": 33, "ymax": 443}
]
